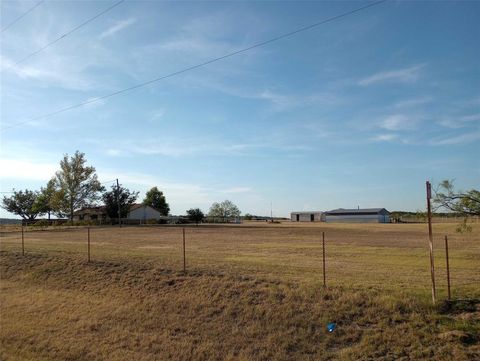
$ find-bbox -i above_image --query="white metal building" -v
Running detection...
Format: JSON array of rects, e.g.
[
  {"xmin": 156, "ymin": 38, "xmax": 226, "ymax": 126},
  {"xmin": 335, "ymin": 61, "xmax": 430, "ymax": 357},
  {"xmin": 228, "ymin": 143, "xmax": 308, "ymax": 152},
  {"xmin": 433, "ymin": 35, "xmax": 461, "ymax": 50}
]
[
  {"xmin": 290, "ymin": 211, "xmax": 324, "ymax": 222},
  {"xmin": 127, "ymin": 204, "xmax": 161, "ymax": 221},
  {"xmin": 324, "ymin": 208, "xmax": 390, "ymax": 223}
]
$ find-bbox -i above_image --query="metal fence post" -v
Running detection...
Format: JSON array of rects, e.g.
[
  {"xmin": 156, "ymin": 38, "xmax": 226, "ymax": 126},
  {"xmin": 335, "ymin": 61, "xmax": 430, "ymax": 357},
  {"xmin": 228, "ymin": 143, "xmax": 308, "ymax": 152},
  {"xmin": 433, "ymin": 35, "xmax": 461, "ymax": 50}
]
[
  {"xmin": 87, "ymin": 227, "xmax": 91, "ymax": 263},
  {"xmin": 183, "ymin": 227, "xmax": 186, "ymax": 273},
  {"xmin": 21, "ymin": 223, "xmax": 25, "ymax": 256},
  {"xmin": 322, "ymin": 231, "xmax": 326, "ymax": 287},
  {"xmin": 445, "ymin": 235, "xmax": 451, "ymax": 300}
]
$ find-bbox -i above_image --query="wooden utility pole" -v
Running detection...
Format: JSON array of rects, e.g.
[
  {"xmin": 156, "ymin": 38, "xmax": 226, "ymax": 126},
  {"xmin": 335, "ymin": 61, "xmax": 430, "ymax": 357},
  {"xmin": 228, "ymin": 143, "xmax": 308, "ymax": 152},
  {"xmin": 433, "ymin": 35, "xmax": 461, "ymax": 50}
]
[
  {"xmin": 116, "ymin": 179, "xmax": 121, "ymax": 227},
  {"xmin": 426, "ymin": 181, "xmax": 436, "ymax": 304},
  {"xmin": 182, "ymin": 228, "xmax": 186, "ymax": 273},
  {"xmin": 322, "ymin": 231, "xmax": 326, "ymax": 287},
  {"xmin": 445, "ymin": 235, "xmax": 451, "ymax": 300}
]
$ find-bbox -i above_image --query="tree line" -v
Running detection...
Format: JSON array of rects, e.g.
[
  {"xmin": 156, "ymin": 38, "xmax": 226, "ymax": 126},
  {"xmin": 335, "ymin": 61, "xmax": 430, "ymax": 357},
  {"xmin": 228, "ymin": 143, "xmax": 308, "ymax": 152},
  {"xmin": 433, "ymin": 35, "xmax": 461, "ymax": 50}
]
[{"xmin": 2, "ymin": 151, "xmax": 242, "ymax": 224}]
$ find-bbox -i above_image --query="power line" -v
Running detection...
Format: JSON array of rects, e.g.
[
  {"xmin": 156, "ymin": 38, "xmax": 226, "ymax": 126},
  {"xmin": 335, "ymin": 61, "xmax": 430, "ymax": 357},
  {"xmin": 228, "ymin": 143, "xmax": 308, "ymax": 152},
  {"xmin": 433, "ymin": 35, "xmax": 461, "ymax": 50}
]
[
  {"xmin": 1, "ymin": 0, "xmax": 388, "ymax": 132},
  {"xmin": 1, "ymin": 1, "xmax": 45, "ymax": 33},
  {"xmin": 12, "ymin": 0, "xmax": 124, "ymax": 66}
]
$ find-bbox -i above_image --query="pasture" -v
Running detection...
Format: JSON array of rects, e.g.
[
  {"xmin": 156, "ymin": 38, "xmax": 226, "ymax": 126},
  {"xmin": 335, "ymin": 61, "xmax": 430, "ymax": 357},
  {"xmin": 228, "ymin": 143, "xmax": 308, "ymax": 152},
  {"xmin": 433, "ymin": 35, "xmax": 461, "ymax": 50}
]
[{"xmin": 1, "ymin": 222, "xmax": 479, "ymax": 360}]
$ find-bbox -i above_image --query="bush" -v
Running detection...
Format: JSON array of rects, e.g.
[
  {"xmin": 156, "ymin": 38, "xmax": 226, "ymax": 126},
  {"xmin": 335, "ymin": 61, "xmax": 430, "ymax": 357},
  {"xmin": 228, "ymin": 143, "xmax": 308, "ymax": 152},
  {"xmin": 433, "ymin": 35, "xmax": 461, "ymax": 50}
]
[
  {"xmin": 33, "ymin": 219, "xmax": 50, "ymax": 228},
  {"xmin": 146, "ymin": 219, "xmax": 158, "ymax": 225}
]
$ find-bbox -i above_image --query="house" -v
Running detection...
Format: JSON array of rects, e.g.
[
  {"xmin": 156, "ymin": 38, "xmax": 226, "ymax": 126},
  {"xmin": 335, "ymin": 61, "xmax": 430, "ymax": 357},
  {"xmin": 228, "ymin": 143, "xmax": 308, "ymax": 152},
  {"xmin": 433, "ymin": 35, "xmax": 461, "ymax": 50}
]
[
  {"xmin": 290, "ymin": 211, "xmax": 324, "ymax": 222},
  {"xmin": 73, "ymin": 206, "xmax": 107, "ymax": 221},
  {"xmin": 324, "ymin": 208, "xmax": 390, "ymax": 223},
  {"xmin": 73, "ymin": 204, "xmax": 162, "ymax": 222}
]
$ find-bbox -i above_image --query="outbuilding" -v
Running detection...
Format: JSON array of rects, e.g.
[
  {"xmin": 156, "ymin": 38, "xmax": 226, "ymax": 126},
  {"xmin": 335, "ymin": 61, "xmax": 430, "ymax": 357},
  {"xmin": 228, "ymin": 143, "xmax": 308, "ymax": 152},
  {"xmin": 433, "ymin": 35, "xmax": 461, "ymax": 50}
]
[
  {"xmin": 324, "ymin": 208, "xmax": 390, "ymax": 223},
  {"xmin": 290, "ymin": 211, "xmax": 324, "ymax": 222}
]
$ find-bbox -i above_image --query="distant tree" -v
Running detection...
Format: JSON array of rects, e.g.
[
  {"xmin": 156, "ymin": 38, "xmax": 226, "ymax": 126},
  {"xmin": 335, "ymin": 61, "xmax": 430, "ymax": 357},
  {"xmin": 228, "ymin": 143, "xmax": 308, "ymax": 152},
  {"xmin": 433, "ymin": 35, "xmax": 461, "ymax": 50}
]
[
  {"xmin": 434, "ymin": 180, "xmax": 480, "ymax": 216},
  {"xmin": 53, "ymin": 151, "xmax": 104, "ymax": 222},
  {"xmin": 208, "ymin": 200, "xmax": 241, "ymax": 221},
  {"xmin": 33, "ymin": 179, "xmax": 57, "ymax": 220},
  {"xmin": 143, "ymin": 187, "xmax": 169, "ymax": 216},
  {"xmin": 102, "ymin": 184, "xmax": 139, "ymax": 219},
  {"xmin": 186, "ymin": 208, "xmax": 204, "ymax": 225},
  {"xmin": 243, "ymin": 213, "xmax": 253, "ymax": 221},
  {"xmin": 2, "ymin": 189, "xmax": 41, "ymax": 221}
]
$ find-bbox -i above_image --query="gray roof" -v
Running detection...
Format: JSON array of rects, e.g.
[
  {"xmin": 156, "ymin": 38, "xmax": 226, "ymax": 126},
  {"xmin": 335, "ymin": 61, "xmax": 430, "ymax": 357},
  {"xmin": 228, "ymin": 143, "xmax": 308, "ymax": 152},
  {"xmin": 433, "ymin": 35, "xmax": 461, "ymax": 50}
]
[{"xmin": 325, "ymin": 208, "xmax": 389, "ymax": 215}]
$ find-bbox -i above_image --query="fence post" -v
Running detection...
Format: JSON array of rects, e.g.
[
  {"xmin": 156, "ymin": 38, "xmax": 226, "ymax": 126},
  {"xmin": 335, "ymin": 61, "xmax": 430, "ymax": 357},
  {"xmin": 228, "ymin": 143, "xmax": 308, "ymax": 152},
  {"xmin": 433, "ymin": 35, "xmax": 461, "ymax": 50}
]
[
  {"xmin": 182, "ymin": 227, "xmax": 186, "ymax": 273},
  {"xmin": 322, "ymin": 231, "xmax": 326, "ymax": 287},
  {"xmin": 445, "ymin": 235, "xmax": 451, "ymax": 300},
  {"xmin": 87, "ymin": 227, "xmax": 91, "ymax": 263},
  {"xmin": 21, "ymin": 223, "xmax": 25, "ymax": 256}
]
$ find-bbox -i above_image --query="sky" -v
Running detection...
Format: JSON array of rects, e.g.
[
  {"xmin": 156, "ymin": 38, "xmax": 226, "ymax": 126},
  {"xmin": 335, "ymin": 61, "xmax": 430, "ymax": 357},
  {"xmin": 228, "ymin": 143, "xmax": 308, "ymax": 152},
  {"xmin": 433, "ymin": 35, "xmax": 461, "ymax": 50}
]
[{"xmin": 0, "ymin": 0, "xmax": 479, "ymax": 218}]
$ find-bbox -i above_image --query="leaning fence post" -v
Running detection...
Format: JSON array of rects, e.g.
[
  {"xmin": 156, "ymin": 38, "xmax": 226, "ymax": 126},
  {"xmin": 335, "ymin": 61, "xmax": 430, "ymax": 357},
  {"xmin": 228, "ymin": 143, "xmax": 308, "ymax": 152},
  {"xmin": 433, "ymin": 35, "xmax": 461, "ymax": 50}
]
[
  {"xmin": 182, "ymin": 227, "xmax": 186, "ymax": 273},
  {"xmin": 445, "ymin": 235, "xmax": 451, "ymax": 300},
  {"xmin": 87, "ymin": 227, "xmax": 91, "ymax": 263},
  {"xmin": 21, "ymin": 222, "xmax": 25, "ymax": 256},
  {"xmin": 322, "ymin": 231, "xmax": 326, "ymax": 287}
]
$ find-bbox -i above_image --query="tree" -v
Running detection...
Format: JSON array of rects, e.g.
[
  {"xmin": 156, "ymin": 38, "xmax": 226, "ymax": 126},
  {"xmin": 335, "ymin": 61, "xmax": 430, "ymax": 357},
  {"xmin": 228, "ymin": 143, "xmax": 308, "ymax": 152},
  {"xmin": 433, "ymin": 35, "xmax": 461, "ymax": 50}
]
[
  {"xmin": 208, "ymin": 200, "xmax": 241, "ymax": 221},
  {"xmin": 53, "ymin": 151, "xmax": 104, "ymax": 222},
  {"xmin": 102, "ymin": 184, "xmax": 139, "ymax": 220},
  {"xmin": 434, "ymin": 180, "xmax": 480, "ymax": 216},
  {"xmin": 186, "ymin": 208, "xmax": 204, "ymax": 225},
  {"xmin": 33, "ymin": 179, "xmax": 57, "ymax": 220},
  {"xmin": 143, "ymin": 187, "xmax": 169, "ymax": 216},
  {"xmin": 2, "ymin": 189, "xmax": 41, "ymax": 221}
]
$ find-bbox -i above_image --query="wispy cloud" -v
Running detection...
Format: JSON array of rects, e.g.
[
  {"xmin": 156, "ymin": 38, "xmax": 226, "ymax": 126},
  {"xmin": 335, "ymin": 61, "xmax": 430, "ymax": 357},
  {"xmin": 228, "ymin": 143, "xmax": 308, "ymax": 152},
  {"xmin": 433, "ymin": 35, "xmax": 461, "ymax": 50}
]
[
  {"xmin": 100, "ymin": 18, "xmax": 136, "ymax": 39},
  {"xmin": 380, "ymin": 114, "xmax": 419, "ymax": 131},
  {"xmin": 358, "ymin": 64, "xmax": 426, "ymax": 86},
  {"xmin": 438, "ymin": 113, "xmax": 480, "ymax": 129},
  {"xmin": 370, "ymin": 133, "xmax": 398, "ymax": 142},
  {"xmin": 429, "ymin": 131, "xmax": 480, "ymax": 146},
  {"xmin": 394, "ymin": 96, "xmax": 432, "ymax": 108}
]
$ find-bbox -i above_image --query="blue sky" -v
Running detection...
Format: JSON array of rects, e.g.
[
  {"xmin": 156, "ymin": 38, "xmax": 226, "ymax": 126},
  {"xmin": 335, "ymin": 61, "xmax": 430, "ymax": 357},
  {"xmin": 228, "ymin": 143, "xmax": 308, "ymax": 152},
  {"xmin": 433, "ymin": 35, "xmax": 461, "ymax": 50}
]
[{"xmin": 1, "ymin": 0, "xmax": 479, "ymax": 218}]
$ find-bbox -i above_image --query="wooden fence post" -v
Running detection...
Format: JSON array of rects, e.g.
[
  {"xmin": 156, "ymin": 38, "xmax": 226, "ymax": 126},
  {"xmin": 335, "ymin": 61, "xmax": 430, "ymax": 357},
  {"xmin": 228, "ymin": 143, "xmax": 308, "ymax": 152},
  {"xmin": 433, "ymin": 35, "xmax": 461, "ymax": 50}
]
[
  {"xmin": 445, "ymin": 235, "xmax": 451, "ymax": 300},
  {"xmin": 322, "ymin": 231, "xmax": 326, "ymax": 287}
]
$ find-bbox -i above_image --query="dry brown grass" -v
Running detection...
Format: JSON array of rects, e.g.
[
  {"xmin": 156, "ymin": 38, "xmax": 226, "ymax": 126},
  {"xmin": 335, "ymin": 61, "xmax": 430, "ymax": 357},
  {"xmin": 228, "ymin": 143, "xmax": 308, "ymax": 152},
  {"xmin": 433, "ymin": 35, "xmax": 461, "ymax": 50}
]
[{"xmin": 1, "ymin": 222, "xmax": 479, "ymax": 360}]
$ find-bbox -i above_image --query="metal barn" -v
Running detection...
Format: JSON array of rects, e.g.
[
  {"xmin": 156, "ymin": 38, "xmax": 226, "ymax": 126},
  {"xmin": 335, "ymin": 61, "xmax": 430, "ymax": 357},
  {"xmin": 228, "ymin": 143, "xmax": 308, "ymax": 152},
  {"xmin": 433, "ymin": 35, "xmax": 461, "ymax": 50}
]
[
  {"xmin": 324, "ymin": 208, "xmax": 390, "ymax": 223},
  {"xmin": 290, "ymin": 211, "xmax": 323, "ymax": 222}
]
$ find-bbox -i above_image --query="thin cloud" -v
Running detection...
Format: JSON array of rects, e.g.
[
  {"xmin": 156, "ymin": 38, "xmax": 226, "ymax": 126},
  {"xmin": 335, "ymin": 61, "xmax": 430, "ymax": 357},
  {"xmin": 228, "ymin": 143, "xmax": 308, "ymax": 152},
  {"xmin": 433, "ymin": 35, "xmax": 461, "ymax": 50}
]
[
  {"xmin": 380, "ymin": 114, "xmax": 418, "ymax": 131},
  {"xmin": 358, "ymin": 64, "xmax": 426, "ymax": 86},
  {"xmin": 370, "ymin": 133, "xmax": 398, "ymax": 142},
  {"xmin": 100, "ymin": 18, "xmax": 136, "ymax": 39},
  {"xmin": 429, "ymin": 131, "xmax": 480, "ymax": 146}
]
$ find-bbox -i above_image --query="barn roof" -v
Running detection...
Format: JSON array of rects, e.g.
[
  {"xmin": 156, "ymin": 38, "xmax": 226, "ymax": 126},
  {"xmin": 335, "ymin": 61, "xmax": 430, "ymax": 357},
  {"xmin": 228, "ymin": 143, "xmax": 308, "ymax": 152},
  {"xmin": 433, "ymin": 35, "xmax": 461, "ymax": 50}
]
[{"xmin": 325, "ymin": 208, "xmax": 390, "ymax": 215}]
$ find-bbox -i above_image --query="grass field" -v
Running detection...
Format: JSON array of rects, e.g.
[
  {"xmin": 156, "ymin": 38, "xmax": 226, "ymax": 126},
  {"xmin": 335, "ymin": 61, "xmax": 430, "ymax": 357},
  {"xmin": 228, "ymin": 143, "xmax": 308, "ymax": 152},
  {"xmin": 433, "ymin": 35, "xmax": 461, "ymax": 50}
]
[{"xmin": 1, "ymin": 222, "xmax": 479, "ymax": 360}]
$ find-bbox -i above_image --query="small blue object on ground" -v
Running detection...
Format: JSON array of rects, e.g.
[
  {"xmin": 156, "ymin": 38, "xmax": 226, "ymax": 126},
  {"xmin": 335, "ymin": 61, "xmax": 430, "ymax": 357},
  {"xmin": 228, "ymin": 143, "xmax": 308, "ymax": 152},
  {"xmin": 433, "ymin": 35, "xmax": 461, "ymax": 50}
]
[{"xmin": 327, "ymin": 323, "xmax": 336, "ymax": 333}]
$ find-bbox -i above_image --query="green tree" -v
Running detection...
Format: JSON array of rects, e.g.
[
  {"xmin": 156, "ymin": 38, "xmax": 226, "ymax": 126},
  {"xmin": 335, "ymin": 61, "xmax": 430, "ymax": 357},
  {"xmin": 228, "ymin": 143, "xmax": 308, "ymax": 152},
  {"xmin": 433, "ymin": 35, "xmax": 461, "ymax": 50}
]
[
  {"xmin": 53, "ymin": 151, "xmax": 104, "ymax": 222},
  {"xmin": 2, "ymin": 189, "xmax": 41, "ymax": 221},
  {"xmin": 143, "ymin": 187, "xmax": 170, "ymax": 216},
  {"xmin": 434, "ymin": 180, "xmax": 480, "ymax": 216},
  {"xmin": 208, "ymin": 200, "xmax": 241, "ymax": 221},
  {"xmin": 102, "ymin": 184, "xmax": 139, "ymax": 220},
  {"xmin": 33, "ymin": 179, "xmax": 57, "ymax": 220},
  {"xmin": 186, "ymin": 208, "xmax": 204, "ymax": 225}
]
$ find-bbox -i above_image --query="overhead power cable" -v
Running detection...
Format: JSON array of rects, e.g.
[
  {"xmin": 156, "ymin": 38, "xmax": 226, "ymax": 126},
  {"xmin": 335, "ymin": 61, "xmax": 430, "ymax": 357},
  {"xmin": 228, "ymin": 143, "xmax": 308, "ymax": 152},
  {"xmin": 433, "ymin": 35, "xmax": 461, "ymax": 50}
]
[
  {"xmin": 1, "ymin": 0, "xmax": 388, "ymax": 132},
  {"xmin": 1, "ymin": 0, "xmax": 45, "ymax": 33},
  {"xmin": 13, "ymin": 0, "xmax": 124, "ymax": 66}
]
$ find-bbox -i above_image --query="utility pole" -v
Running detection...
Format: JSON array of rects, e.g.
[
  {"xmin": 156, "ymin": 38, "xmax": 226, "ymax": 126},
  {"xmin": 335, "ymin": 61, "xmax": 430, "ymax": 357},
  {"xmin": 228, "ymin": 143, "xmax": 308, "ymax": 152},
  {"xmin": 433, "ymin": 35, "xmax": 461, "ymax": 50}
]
[
  {"xmin": 116, "ymin": 179, "xmax": 121, "ymax": 227},
  {"xmin": 270, "ymin": 201, "xmax": 273, "ymax": 223},
  {"xmin": 426, "ymin": 181, "xmax": 436, "ymax": 304}
]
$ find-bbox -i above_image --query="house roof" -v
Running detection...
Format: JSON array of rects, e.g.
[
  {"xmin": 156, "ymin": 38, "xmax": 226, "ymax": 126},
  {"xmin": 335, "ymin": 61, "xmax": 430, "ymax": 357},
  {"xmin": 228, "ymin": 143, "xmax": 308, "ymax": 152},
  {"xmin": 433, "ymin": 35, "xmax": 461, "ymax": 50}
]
[
  {"xmin": 73, "ymin": 206, "xmax": 105, "ymax": 215},
  {"xmin": 325, "ymin": 208, "xmax": 390, "ymax": 215}
]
